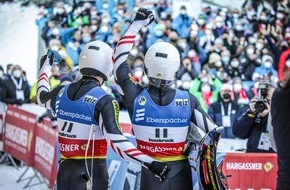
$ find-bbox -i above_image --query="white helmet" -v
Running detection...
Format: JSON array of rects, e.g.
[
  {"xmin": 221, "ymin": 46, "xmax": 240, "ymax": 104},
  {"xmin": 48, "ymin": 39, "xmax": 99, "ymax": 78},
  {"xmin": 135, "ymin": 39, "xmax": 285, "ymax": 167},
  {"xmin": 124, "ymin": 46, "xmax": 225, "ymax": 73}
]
[
  {"xmin": 79, "ymin": 41, "xmax": 113, "ymax": 81},
  {"xmin": 144, "ymin": 42, "xmax": 180, "ymax": 87}
]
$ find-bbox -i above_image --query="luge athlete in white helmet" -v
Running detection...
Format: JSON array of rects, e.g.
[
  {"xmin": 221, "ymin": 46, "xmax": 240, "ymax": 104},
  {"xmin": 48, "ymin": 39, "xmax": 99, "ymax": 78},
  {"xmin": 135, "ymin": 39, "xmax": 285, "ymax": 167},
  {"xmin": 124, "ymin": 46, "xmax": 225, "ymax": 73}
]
[
  {"xmin": 37, "ymin": 41, "xmax": 170, "ymax": 190},
  {"xmin": 113, "ymin": 8, "xmax": 219, "ymax": 190}
]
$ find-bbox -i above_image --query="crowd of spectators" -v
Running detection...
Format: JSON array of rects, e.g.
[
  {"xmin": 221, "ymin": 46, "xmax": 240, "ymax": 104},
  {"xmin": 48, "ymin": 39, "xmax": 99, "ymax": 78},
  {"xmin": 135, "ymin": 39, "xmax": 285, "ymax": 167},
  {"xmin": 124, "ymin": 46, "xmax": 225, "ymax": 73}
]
[{"xmin": 1, "ymin": 0, "xmax": 290, "ymax": 141}]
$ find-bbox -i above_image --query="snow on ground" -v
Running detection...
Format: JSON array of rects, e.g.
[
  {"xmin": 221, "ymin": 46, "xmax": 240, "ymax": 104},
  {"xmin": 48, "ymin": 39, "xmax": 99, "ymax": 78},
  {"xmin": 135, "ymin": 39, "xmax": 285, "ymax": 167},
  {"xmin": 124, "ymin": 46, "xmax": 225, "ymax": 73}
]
[
  {"xmin": 0, "ymin": 163, "xmax": 49, "ymax": 190},
  {"xmin": 0, "ymin": 2, "xmax": 39, "ymax": 85}
]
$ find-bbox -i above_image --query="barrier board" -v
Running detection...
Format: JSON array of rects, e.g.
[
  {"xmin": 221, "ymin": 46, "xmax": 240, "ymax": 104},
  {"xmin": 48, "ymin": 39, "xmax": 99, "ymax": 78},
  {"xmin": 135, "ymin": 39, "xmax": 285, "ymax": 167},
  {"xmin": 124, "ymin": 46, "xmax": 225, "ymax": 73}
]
[
  {"xmin": 223, "ymin": 153, "xmax": 278, "ymax": 190},
  {"xmin": 3, "ymin": 105, "xmax": 36, "ymax": 166},
  {"xmin": 34, "ymin": 118, "xmax": 58, "ymax": 188}
]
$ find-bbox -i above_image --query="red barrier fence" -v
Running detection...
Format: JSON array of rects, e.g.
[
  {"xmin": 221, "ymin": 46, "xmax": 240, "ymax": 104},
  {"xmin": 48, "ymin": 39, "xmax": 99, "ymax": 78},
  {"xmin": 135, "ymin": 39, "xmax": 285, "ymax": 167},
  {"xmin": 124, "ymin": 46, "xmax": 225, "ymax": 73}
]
[
  {"xmin": 34, "ymin": 118, "xmax": 58, "ymax": 188},
  {"xmin": 2, "ymin": 105, "xmax": 58, "ymax": 188},
  {"xmin": 0, "ymin": 114, "xmax": 3, "ymax": 142},
  {"xmin": 223, "ymin": 153, "xmax": 278, "ymax": 190},
  {"xmin": 3, "ymin": 105, "xmax": 36, "ymax": 166}
]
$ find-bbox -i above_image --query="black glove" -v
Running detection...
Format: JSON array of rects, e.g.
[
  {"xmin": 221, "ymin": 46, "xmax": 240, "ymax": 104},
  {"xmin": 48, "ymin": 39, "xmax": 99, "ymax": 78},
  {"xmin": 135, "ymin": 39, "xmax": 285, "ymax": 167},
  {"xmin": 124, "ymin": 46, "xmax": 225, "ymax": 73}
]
[
  {"xmin": 183, "ymin": 141, "xmax": 197, "ymax": 156},
  {"xmin": 47, "ymin": 49, "xmax": 62, "ymax": 66},
  {"xmin": 16, "ymin": 99, "xmax": 24, "ymax": 106},
  {"xmin": 144, "ymin": 161, "xmax": 171, "ymax": 181},
  {"xmin": 134, "ymin": 8, "xmax": 155, "ymax": 27},
  {"xmin": 40, "ymin": 50, "xmax": 62, "ymax": 69}
]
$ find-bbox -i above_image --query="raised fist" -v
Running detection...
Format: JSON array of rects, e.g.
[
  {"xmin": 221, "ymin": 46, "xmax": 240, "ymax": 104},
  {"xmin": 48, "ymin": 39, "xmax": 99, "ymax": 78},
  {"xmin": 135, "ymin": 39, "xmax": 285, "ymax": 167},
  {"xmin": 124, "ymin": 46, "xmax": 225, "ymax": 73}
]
[
  {"xmin": 134, "ymin": 8, "xmax": 155, "ymax": 27},
  {"xmin": 47, "ymin": 49, "xmax": 62, "ymax": 66},
  {"xmin": 40, "ymin": 49, "xmax": 62, "ymax": 69}
]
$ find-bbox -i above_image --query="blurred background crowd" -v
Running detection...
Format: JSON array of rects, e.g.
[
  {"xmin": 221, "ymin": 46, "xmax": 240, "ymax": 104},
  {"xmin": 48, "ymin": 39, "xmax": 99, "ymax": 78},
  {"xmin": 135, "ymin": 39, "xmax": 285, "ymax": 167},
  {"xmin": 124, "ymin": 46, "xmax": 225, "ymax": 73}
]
[{"xmin": 0, "ymin": 0, "xmax": 290, "ymax": 141}]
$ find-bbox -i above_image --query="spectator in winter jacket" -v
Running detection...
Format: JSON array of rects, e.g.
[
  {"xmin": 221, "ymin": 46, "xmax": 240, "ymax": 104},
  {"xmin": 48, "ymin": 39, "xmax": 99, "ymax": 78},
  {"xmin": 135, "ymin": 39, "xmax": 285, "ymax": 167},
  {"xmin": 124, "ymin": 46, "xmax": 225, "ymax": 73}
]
[
  {"xmin": 171, "ymin": 6, "xmax": 192, "ymax": 39},
  {"xmin": 1, "ymin": 65, "xmax": 30, "ymax": 106},
  {"xmin": 145, "ymin": 23, "xmax": 168, "ymax": 49},
  {"xmin": 252, "ymin": 55, "xmax": 278, "ymax": 83},
  {"xmin": 232, "ymin": 77, "xmax": 250, "ymax": 106},
  {"xmin": 176, "ymin": 57, "xmax": 198, "ymax": 90},
  {"xmin": 233, "ymin": 81, "xmax": 276, "ymax": 153},
  {"xmin": 189, "ymin": 72, "xmax": 222, "ymax": 112},
  {"xmin": 208, "ymin": 83, "xmax": 243, "ymax": 138}
]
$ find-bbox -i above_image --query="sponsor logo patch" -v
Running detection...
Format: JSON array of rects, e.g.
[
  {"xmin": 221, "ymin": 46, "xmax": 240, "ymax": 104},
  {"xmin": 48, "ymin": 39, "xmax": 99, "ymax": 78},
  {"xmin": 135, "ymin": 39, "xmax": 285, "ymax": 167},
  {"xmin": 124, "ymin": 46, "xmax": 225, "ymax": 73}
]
[
  {"xmin": 135, "ymin": 109, "xmax": 145, "ymax": 122},
  {"xmin": 83, "ymin": 95, "xmax": 98, "ymax": 104},
  {"xmin": 175, "ymin": 99, "xmax": 188, "ymax": 106},
  {"xmin": 138, "ymin": 96, "xmax": 146, "ymax": 106}
]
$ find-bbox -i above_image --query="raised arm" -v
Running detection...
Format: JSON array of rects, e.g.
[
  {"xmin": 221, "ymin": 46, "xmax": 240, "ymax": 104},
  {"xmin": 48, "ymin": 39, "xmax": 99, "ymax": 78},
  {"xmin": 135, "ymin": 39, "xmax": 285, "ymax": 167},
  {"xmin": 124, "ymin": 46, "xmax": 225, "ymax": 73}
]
[
  {"xmin": 37, "ymin": 50, "xmax": 63, "ymax": 110},
  {"xmin": 113, "ymin": 8, "xmax": 154, "ymax": 97}
]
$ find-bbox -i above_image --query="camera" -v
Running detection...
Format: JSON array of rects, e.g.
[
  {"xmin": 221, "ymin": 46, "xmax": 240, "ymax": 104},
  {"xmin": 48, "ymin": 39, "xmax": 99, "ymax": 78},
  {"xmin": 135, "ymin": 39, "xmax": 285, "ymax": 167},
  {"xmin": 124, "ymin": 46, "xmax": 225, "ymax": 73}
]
[{"xmin": 255, "ymin": 82, "xmax": 269, "ymax": 113}]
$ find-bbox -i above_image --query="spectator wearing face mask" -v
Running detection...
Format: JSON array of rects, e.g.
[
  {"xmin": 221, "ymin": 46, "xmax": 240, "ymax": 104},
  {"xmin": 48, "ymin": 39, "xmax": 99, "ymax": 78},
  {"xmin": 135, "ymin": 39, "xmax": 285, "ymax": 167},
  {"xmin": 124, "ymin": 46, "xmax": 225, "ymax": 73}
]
[
  {"xmin": 189, "ymin": 71, "xmax": 222, "ymax": 112},
  {"xmin": 205, "ymin": 52, "xmax": 222, "ymax": 73},
  {"xmin": 198, "ymin": 24, "xmax": 215, "ymax": 54},
  {"xmin": 189, "ymin": 23, "xmax": 203, "ymax": 43},
  {"xmin": 146, "ymin": 23, "xmax": 168, "ymax": 49},
  {"xmin": 213, "ymin": 16, "xmax": 227, "ymax": 38},
  {"xmin": 240, "ymin": 44, "xmax": 262, "ymax": 81},
  {"xmin": 186, "ymin": 48, "xmax": 202, "ymax": 74},
  {"xmin": 67, "ymin": 5, "xmax": 91, "ymax": 28},
  {"xmin": 208, "ymin": 83, "xmax": 243, "ymax": 138},
  {"xmin": 226, "ymin": 57, "xmax": 245, "ymax": 80},
  {"xmin": 41, "ymin": 18, "xmax": 62, "ymax": 46},
  {"xmin": 259, "ymin": 26, "xmax": 283, "ymax": 70},
  {"xmin": 131, "ymin": 55, "xmax": 147, "ymax": 85},
  {"xmin": 196, "ymin": 14, "xmax": 206, "ymax": 29},
  {"xmin": 203, "ymin": 6, "xmax": 215, "ymax": 23},
  {"xmin": 52, "ymin": 3, "xmax": 67, "ymax": 24},
  {"xmin": 1, "ymin": 65, "xmax": 30, "ymax": 106},
  {"xmin": 258, "ymin": 10, "xmax": 269, "ymax": 24},
  {"xmin": 233, "ymin": 81, "xmax": 276, "ymax": 153},
  {"xmin": 232, "ymin": 77, "xmax": 250, "ymax": 106},
  {"xmin": 95, "ymin": 18, "xmax": 113, "ymax": 44},
  {"xmin": 253, "ymin": 55, "xmax": 278, "ymax": 82},
  {"xmin": 176, "ymin": 57, "xmax": 198, "ymax": 90},
  {"xmin": 0, "ymin": 66, "xmax": 30, "ymax": 167},
  {"xmin": 220, "ymin": 49, "xmax": 231, "ymax": 66},
  {"xmin": 187, "ymin": 25, "xmax": 208, "ymax": 64},
  {"xmin": 65, "ymin": 29, "xmax": 84, "ymax": 65},
  {"xmin": 95, "ymin": 0, "xmax": 115, "ymax": 14},
  {"xmin": 233, "ymin": 22, "xmax": 245, "ymax": 39},
  {"xmin": 171, "ymin": 6, "xmax": 192, "ymax": 39}
]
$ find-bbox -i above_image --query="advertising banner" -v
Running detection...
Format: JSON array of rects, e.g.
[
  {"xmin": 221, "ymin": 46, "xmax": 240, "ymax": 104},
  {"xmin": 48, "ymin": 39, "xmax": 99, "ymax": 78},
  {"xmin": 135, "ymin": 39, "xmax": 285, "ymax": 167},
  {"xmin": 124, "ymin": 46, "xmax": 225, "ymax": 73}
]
[
  {"xmin": 0, "ymin": 102, "xmax": 6, "ymax": 142},
  {"xmin": 0, "ymin": 114, "xmax": 3, "ymax": 142},
  {"xmin": 3, "ymin": 105, "xmax": 36, "ymax": 166},
  {"xmin": 223, "ymin": 153, "xmax": 278, "ymax": 189},
  {"xmin": 34, "ymin": 118, "xmax": 58, "ymax": 188}
]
